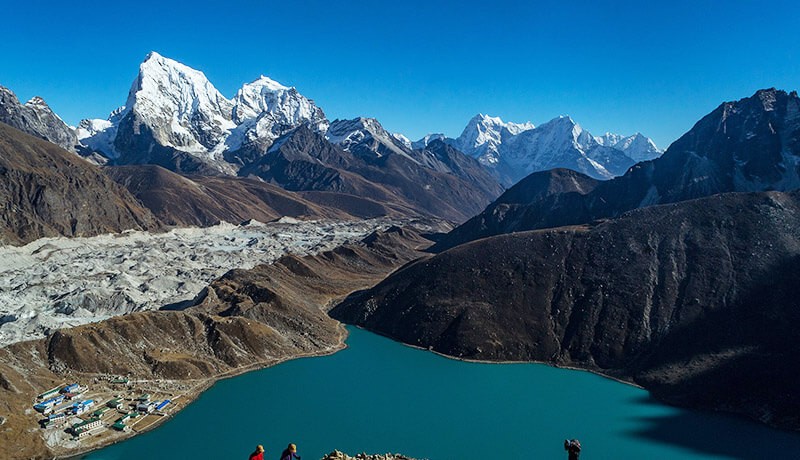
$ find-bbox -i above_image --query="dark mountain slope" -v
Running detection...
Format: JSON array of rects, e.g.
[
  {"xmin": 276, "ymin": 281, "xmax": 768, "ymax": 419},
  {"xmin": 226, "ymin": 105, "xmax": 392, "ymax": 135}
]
[
  {"xmin": 332, "ymin": 190, "xmax": 800, "ymax": 430},
  {"xmin": 432, "ymin": 168, "xmax": 599, "ymax": 251},
  {"xmin": 105, "ymin": 164, "xmax": 355, "ymax": 226},
  {"xmin": 239, "ymin": 125, "xmax": 502, "ymax": 222},
  {"xmin": 0, "ymin": 123, "xmax": 160, "ymax": 244},
  {"xmin": 437, "ymin": 88, "xmax": 800, "ymax": 249}
]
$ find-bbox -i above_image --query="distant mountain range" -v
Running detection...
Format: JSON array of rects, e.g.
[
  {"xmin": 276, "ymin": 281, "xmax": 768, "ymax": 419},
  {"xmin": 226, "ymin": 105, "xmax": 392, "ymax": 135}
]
[
  {"xmin": 0, "ymin": 52, "xmax": 663, "ymax": 225},
  {"xmin": 414, "ymin": 113, "xmax": 662, "ymax": 185},
  {"xmin": 434, "ymin": 88, "xmax": 800, "ymax": 250}
]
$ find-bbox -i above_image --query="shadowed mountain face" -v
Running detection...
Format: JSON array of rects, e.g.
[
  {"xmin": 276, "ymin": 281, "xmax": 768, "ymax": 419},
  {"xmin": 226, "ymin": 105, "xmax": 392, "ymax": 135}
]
[
  {"xmin": 332, "ymin": 190, "xmax": 800, "ymax": 429},
  {"xmin": 239, "ymin": 125, "xmax": 503, "ymax": 223},
  {"xmin": 432, "ymin": 168, "xmax": 600, "ymax": 251},
  {"xmin": 437, "ymin": 89, "xmax": 800, "ymax": 250},
  {"xmin": 0, "ymin": 123, "xmax": 160, "ymax": 245},
  {"xmin": 0, "ymin": 86, "xmax": 78, "ymax": 152}
]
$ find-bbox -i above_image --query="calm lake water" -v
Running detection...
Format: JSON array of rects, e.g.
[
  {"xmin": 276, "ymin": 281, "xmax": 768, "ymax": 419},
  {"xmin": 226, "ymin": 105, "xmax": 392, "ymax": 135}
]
[{"xmin": 84, "ymin": 327, "xmax": 800, "ymax": 460}]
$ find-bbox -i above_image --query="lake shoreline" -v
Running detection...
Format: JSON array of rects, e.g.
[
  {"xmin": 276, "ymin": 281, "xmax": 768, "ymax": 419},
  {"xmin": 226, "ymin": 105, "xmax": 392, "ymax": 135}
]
[{"xmin": 61, "ymin": 324, "xmax": 350, "ymax": 459}]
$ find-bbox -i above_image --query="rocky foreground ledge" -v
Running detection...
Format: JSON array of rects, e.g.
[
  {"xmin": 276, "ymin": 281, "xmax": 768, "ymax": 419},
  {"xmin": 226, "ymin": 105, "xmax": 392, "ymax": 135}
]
[{"xmin": 323, "ymin": 451, "xmax": 420, "ymax": 460}]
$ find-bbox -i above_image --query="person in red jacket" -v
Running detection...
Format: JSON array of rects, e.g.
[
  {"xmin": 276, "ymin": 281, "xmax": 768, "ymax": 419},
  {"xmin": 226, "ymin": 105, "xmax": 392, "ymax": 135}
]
[{"xmin": 249, "ymin": 444, "xmax": 265, "ymax": 460}]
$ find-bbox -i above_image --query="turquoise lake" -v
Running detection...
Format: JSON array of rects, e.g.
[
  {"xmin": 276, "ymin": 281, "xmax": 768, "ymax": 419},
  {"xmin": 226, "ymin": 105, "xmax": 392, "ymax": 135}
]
[{"xmin": 84, "ymin": 326, "xmax": 800, "ymax": 459}]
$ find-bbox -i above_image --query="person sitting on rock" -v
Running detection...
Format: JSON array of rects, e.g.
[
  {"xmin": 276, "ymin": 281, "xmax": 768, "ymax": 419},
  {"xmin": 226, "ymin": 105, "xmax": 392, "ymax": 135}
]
[
  {"xmin": 249, "ymin": 444, "xmax": 265, "ymax": 460},
  {"xmin": 564, "ymin": 439, "xmax": 581, "ymax": 460},
  {"xmin": 280, "ymin": 443, "xmax": 301, "ymax": 460}
]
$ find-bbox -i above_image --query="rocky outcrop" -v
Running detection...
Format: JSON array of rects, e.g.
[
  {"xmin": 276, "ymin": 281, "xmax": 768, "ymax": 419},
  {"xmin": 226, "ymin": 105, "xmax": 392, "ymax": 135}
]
[
  {"xmin": 0, "ymin": 85, "xmax": 78, "ymax": 152},
  {"xmin": 0, "ymin": 122, "xmax": 160, "ymax": 245},
  {"xmin": 332, "ymin": 191, "xmax": 800, "ymax": 430},
  {"xmin": 322, "ymin": 451, "xmax": 420, "ymax": 460}
]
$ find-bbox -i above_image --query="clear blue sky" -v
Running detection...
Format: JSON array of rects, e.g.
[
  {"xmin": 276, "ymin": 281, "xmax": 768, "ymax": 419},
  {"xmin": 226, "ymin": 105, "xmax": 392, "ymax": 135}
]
[{"xmin": 2, "ymin": 0, "xmax": 798, "ymax": 149}]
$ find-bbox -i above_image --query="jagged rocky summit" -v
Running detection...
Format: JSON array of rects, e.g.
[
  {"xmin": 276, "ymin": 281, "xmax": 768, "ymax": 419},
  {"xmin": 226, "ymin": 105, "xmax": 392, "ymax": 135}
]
[
  {"xmin": 76, "ymin": 52, "xmax": 327, "ymax": 174},
  {"xmin": 0, "ymin": 85, "xmax": 78, "ymax": 152}
]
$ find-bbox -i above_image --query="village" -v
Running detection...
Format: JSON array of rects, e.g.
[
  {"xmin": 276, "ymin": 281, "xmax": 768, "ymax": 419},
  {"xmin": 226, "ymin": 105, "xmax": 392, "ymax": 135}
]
[{"xmin": 30, "ymin": 375, "xmax": 193, "ymax": 452}]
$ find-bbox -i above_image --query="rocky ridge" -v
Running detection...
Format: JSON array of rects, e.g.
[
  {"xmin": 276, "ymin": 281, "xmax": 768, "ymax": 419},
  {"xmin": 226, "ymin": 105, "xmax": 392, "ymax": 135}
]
[
  {"xmin": 240, "ymin": 124, "xmax": 502, "ymax": 223},
  {"xmin": 0, "ymin": 85, "xmax": 78, "ymax": 152}
]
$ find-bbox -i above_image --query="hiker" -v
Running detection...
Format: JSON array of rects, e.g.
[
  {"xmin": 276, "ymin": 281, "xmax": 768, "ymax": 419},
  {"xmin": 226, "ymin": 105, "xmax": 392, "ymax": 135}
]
[
  {"xmin": 249, "ymin": 444, "xmax": 265, "ymax": 460},
  {"xmin": 280, "ymin": 443, "xmax": 301, "ymax": 460},
  {"xmin": 564, "ymin": 439, "xmax": 581, "ymax": 460}
]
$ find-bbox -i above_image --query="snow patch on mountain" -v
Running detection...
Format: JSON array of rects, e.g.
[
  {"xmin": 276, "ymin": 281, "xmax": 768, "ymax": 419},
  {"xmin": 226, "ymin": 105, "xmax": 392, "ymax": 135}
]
[
  {"xmin": 412, "ymin": 133, "xmax": 446, "ymax": 150},
  {"xmin": 327, "ymin": 117, "xmax": 419, "ymax": 163}
]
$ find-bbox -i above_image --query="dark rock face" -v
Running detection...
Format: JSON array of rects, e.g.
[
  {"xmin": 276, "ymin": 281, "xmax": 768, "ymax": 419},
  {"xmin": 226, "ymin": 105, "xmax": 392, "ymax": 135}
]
[
  {"xmin": 439, "ymin": 89, "xmax": 800, "ymax": 249},
  {"xmin": 0, "ymin": 123, "xmax": 160, "ymax": 245},
  {"xmin": 239, "ymin": 126, "xmax": 503, "ymax": 223},
  {"xmin": 411, "ymin": 139, "xmax": 504, "ymax": 197},
  {"xmin": 432, "ymin": 168, "xmax": 600, "ymax": 251},
  {"xmin": 0, "ymin": 86, "xmax": 78, "ymax": 152},
  {"xmin": 112, "ymin": 112, "xmax": 224, "ymax": 175},
  {"xmin": 332, "ymin": 190, "xmax": 800, "ymax": 429}
]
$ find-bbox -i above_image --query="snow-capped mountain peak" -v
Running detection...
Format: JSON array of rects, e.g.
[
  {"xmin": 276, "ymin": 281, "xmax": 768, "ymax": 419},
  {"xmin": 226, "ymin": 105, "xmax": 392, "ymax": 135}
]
[
  {"xmin": 392, "ymin": 132, "xmax": 412, "ymax": 149},
  {"xmin": 452, "ymin": 113, "xmax": 536, "ymax": 167},
  {"xmin": 230, "ymin": 74, "xmax": 327, "ymax": 134},
  {"xmin": 411, "ymin": 133, "xmax": 446, "ymax": 150},
  {"xmin": 443, "ymin": 113, "xmax": 662, "ymax": 184},
  {"xmin": 596, "ymin": 131, "xmax": 662, "ymax": 163},
  {"xmin": 124, "ymin": 51, "xmax": 235, "ymax": 153},
  {"xmin": 327, "ymin": 117, "xmax": 417, "ymax": 161},
  {"xmin": 78, "ymin": 52, "xmax": 329, "ymax": 170}
]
